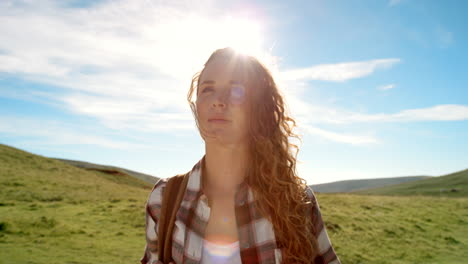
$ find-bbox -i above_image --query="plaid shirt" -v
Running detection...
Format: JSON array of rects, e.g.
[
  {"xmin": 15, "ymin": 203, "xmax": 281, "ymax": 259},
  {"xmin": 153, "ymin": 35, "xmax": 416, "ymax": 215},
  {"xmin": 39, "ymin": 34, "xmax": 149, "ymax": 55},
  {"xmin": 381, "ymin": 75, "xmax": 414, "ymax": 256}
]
[{"xmin": 141, "ymin": 156, "xmax": 340, "ymax": 264}]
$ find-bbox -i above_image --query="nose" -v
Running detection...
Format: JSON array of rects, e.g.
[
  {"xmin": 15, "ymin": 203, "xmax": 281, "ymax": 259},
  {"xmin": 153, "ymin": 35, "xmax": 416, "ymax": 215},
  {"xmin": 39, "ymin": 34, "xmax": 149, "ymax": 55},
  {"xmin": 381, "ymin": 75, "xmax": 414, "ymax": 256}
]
[
  {"xmin": 211, "ymin": 89, "xmax": 229, "ymax": 108},
  {"xmin": 212, "ymin": 100, "xmax": 226, "ymax": 108}
]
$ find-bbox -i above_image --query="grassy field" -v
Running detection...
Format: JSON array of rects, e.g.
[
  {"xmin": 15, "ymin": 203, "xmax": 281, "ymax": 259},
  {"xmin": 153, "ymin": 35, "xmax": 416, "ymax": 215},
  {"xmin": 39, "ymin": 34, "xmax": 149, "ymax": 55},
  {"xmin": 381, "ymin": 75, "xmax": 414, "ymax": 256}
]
[
  {"xmin": 1, "ymin": 144, "xmax": 467, "ymax": 264},
  {"xmin": 321, "ymin": 194, "xmax": 467, "ymax": 264}
]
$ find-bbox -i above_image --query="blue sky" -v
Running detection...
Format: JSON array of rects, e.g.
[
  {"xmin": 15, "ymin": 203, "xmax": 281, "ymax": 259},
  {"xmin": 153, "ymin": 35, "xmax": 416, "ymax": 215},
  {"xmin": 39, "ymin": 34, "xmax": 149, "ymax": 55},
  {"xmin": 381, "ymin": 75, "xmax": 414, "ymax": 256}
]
[{"xmin": 0, "ymin": 0, "xmax": 467, "ymax": 184}]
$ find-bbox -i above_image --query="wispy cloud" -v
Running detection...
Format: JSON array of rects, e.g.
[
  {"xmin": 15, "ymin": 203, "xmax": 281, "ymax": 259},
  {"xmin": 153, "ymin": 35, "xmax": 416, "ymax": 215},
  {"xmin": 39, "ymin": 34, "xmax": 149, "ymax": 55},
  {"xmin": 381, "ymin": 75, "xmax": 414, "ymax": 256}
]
[
  {"xmin": 0, "ymin": 0, "xmax": 389, "ymax": 147},
  {"xmin": 1, "ymin": 0, "xmax": 465, "ymax": 150},
  {"xmin": 0, "ymin": 0, "xmax": 268, "ymax": 131},
  {"xmin": 0, "ymin": 116, "xmax": 149, "ymax": 150},
  {"xmin": 388, "ymin": 0, "xmax": 403, "ymax": 7},
  {"xmin": 330, "ymin": 104, "xmax": 468, "ymax": 123},
  {"xmin": 280, "ymin": 58, "xmax": 401, "ymax": 82},
  {"xmin": 280, "ymin": 77, "xmax": 468, "ymax": 125},
  {"xmin": 435, "ymin": 25, "xmax": 454, "ymax": 48},
  {"xmin": 377, "ymin": 84, "xmax": 396, "ymax": 91},
  {"xmin": 280, "ymin": 77, "xmax": 467, "ymax": 144},
  {"xmin": 301, "ymin": 125, "xmax": 379, "ymax": 145}
]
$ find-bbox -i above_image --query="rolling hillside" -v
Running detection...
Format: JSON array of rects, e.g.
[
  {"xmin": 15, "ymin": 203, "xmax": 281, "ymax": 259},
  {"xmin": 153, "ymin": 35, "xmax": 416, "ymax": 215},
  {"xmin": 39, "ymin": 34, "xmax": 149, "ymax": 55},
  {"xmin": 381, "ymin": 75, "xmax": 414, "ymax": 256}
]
[
  {"xmin": 0, "ymin": 144, "xmax": 154, "ymax": 263},
  {"xmin": 0, "ymin": 144, "xmax": 153, "ymax": 203},
  {"xmin": 356, "ymin": 168, "xmax": 468, "ymax": 197},
  {"xmin": 1, "ymin": 144, "xmax": 467, "ymax": 264},
  {"xmin": 55, "ymin": 158, "xmax": 159, "ymax": 185},
  {"xmin": 310, "ymin": 176, "xmax": 430, "ymax": 193}
]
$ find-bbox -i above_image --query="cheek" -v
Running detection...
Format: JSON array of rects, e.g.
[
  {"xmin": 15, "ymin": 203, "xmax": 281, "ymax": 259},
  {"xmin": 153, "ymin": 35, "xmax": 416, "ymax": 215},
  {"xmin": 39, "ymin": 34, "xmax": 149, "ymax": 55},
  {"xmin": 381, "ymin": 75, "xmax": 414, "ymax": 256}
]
[
  {"xmin": 196, "ymin": 96, "xmax": 207, "ymax": 109},
  {"xmin": 195, "ymin": 99, "xmax": 206, "ymax": 119},
  {"xmin": 234, "ymin": 107, "xmax": 250, "ymax": 127}
]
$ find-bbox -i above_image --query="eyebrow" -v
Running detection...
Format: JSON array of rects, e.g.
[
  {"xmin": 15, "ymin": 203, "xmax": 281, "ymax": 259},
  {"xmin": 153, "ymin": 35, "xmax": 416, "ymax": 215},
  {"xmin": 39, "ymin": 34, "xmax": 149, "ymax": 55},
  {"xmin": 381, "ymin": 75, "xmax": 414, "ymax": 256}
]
[{"xmin": 199, "ymin": 80, "xmax": 243, "ymax": 86}]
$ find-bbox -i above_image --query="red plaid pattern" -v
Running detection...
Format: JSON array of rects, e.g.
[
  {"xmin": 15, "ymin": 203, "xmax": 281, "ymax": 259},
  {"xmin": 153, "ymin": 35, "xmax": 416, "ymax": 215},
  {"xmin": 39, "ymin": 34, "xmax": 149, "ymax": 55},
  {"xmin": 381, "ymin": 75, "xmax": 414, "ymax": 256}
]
[{"xmin": 141, "ymin": 156, "xmax": 340, "ymax": 264}]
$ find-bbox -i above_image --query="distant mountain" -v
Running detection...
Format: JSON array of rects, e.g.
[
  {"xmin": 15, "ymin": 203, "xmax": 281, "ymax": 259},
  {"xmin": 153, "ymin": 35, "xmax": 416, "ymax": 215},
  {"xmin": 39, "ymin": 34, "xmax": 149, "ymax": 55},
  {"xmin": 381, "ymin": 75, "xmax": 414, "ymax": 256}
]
[
  {"xmin": 310, "ymin": 176, "xmax": 430, "ymax": 193},
  {"xmin": 55, "ymin": 158, "xmax": 159, "ymax": 185},
  {"xmin": 355, "ymin": 168, "xmax": 468, "ymax": 197}
]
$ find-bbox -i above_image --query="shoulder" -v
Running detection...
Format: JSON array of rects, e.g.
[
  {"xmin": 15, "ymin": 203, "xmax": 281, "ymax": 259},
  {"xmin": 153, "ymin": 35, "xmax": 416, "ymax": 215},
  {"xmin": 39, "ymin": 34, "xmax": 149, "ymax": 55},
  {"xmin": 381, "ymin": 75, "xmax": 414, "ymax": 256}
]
[
  {"xmin": 304, "ymin": 186, "xmax": 322, "ymax": 232},
  {"xmin": 145, "ymin": 176, "xmax": 175, "ymax": 221},
  {"xmin": 147, "ymin": 177, "xmax": 168, "ymax": 206},
  {"xmin": 304, "ymin": 185, "xmax": 318, "ymax": 206},
  {"xmin": 146, "ymin": 173, "xmax": 189, "ymax": 208}
]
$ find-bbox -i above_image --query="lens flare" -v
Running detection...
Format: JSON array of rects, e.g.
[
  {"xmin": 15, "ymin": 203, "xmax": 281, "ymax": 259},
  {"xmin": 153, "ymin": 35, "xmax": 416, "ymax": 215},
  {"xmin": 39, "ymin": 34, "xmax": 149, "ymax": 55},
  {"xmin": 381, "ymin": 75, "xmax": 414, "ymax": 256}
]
[{"xmin": 202, "ymin": 239, "xmax": 241, "ymax": 263}]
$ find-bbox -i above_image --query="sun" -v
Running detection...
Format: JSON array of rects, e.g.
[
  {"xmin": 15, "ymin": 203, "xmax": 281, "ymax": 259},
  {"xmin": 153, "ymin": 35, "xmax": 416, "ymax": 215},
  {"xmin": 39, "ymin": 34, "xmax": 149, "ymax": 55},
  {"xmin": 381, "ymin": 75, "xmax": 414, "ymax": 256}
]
[
  {"xmin": 188, "ymin": 15, "xmax": 266, "ymax": 61},
  {"xmin": 205, "ymin": 16, "xmax": 276, "ymax": 74},
  {"xmin": 218, "ymin": 16, "xmax": 264, "ymax": 57},
  {"xmin": 151, "ymin": 14, "xmax": 271, "ymax": 79}
]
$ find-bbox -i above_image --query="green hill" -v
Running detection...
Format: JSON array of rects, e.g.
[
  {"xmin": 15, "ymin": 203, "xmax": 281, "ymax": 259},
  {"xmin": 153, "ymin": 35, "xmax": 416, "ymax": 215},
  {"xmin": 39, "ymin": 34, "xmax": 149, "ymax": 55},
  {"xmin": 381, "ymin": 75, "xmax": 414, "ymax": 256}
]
[
  {"xmin": 0, "ymin": 144, "xmax": 153, "ymax": 203},
  {"xmin": 55, "ymin": 158, "xmax": 159, "ymax": 185},
  {"xmin": 0, "ymin": 144, "xmax": 153, "ymax": 263},
  {"xmin": 310, "ymin": 176, "xmax": 430, "ymax": 193},
  {"xmin": 355, "ymin": 168, "xmax": 468, "ymax": 197},
  {"xmin": 1, "ymin": 144, "xmax": 467, "ymax": 264}
]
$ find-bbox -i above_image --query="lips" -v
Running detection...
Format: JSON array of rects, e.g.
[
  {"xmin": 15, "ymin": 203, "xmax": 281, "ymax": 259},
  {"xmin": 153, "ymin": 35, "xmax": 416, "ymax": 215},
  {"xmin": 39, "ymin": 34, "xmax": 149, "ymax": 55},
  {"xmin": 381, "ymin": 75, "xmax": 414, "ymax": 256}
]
[
  {"xmin": 208, "ymin": 116, "xmax": 230, "ymax": 123},
  {"xmin": 208, "ymin": 119, "xmax": 230, "ymax": 122},
  {"xmin": 208, "ymin": 116, "xmax": 230, "ymax": 122}
]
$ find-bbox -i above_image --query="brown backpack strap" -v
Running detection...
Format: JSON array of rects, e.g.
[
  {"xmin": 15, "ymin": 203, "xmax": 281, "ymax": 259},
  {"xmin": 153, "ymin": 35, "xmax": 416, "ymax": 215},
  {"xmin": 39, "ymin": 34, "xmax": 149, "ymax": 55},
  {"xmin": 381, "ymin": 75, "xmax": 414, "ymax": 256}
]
[{"xmin": 158, "ymin": 172, "xmax": 190, "ymax": 263}]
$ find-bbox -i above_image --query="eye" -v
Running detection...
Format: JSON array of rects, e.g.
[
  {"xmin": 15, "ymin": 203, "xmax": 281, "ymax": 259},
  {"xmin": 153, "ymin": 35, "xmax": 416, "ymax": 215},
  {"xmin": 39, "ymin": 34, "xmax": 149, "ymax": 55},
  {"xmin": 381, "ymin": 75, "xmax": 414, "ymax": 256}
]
[{"xmin": 201, "ymin": 86, "xmax": 214, "ymax": 93}]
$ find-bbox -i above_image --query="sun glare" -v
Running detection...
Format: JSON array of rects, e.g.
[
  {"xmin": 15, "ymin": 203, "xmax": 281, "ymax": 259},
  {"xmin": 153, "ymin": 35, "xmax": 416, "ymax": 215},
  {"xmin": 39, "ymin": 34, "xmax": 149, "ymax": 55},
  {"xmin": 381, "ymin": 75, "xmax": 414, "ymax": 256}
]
[
  {"xmin": 151, "ymin": 13, "xmax": 274, "ymax": 83},
  {"xmin": 202, "ymin": 16, "xmax": 277, "ymax": 76},
  {"xmin": 189, "ymin": 15, "xmax": 266, "ymax": 63},
  {"xmin": 220, "ymin": 16, "xmax": 263, "ymax": 57}
]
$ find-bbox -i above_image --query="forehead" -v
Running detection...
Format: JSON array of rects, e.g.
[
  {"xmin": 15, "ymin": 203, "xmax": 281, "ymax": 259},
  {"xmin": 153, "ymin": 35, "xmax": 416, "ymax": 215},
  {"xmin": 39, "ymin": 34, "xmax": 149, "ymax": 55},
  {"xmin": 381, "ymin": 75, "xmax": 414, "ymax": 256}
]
[{"xmin": 199, "ymin": 58, "xmax": 248, "ymax": 85}]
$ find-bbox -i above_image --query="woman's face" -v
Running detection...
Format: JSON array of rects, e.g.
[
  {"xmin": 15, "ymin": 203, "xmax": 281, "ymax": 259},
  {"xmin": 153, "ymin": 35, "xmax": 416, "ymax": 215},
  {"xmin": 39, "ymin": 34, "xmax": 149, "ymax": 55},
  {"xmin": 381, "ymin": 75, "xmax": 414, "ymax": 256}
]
[{"xmin": 195, "ymin": 58, "xmax": 250, "ymax": 146}]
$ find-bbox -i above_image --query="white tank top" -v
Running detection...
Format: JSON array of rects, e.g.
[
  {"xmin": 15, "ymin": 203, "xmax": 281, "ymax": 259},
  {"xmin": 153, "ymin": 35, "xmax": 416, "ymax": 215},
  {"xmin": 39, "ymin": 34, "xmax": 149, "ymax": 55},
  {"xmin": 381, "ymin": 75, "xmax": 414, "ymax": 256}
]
[{"xmin": 201, "ymin": 239, "xmax": 242, "ymax": 264}]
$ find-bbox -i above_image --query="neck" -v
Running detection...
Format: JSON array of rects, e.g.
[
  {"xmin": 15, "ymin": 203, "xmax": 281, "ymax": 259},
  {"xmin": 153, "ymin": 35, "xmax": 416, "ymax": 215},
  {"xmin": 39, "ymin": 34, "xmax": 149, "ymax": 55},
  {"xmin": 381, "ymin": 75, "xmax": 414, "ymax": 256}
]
[{"xmin": 202, "ymin": 143, "xmax": 249, "ymax": 197}]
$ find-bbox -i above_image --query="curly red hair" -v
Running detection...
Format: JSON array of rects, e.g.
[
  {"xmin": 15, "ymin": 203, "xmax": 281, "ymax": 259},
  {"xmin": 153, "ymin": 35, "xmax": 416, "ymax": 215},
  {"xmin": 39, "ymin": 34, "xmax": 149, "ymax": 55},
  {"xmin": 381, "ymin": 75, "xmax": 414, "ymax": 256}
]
[{"xmin": 187, "ymin": 47, "xmax": 319, "ymax": 263}]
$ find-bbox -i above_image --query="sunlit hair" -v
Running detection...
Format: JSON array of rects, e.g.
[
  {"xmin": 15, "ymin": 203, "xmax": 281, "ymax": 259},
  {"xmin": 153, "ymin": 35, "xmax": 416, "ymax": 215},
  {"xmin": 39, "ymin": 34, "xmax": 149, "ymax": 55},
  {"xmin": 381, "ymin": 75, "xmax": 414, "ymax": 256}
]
[{"xmin": 187, "ymin": 47, "xmax": 319, "ymax": 263}]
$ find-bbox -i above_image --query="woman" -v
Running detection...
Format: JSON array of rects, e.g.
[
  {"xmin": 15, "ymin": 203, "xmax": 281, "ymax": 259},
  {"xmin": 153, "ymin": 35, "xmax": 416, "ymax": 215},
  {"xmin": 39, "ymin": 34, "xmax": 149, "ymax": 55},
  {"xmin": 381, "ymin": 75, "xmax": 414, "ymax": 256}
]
[{"xmin": 141, "ymin": 47, "xmax": 340, "ymax": 264}]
